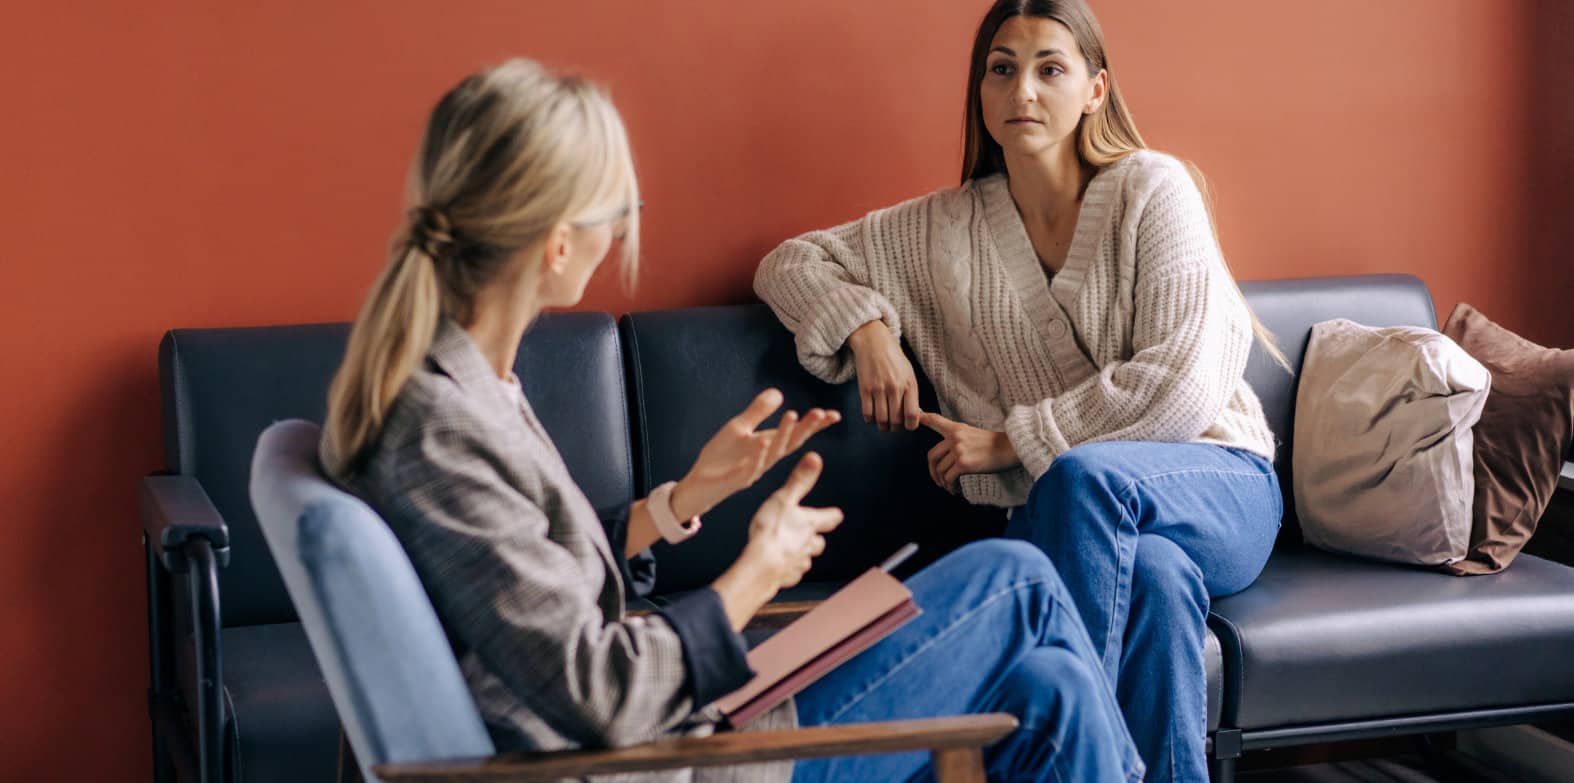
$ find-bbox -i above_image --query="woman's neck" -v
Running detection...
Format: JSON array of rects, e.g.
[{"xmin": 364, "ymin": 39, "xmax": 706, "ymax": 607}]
[
  {"xmin": 1003, "ymin": 142, "xmax": 1090, "ymax": 229},
  {"xmin": 465, "ymin": 262, "xmax": 541, "ymax": 380}
]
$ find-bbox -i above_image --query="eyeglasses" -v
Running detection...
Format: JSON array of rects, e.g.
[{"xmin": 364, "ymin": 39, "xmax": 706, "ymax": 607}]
[{"xmin": 571, "ymin": 199, "xmax": 645, "ymax": 230}]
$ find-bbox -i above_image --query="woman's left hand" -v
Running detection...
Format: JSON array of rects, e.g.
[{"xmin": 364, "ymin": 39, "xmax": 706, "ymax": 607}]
[
  {"xmin": 919, "ymin": 412, "xmax": 1019, "ymax": 494},
  {"xmin": 672, "ymin": 389, "xmax": 842, "ymax": 519}
]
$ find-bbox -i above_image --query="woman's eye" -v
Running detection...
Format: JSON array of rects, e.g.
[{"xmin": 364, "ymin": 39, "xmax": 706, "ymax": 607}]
[
  {"xmin": 990, "ymin": 63, "xmax": 1013, "ymax": 76},
  {"xmin": 1041, "ymin": 65, "xmax": 1063, "ymax": 77}
]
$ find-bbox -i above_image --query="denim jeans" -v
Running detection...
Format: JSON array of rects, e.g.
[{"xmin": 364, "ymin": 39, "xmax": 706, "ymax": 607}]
[
  {"xmin": 1005, "ymin": 442, "xmax": 1282, "ymax": 783},
  {"xmin": 791, "ymin": 539, "xmax": 1144, "ymax": 783}
]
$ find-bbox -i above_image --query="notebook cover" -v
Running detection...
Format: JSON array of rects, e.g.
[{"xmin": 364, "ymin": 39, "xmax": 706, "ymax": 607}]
[
  {"xmin": 711, "ymin": 567, "xmax": 918, "ymax": 725},
  {"xmin": 725, "ymin": 599, "xmax": 920, "ymax": 727}
]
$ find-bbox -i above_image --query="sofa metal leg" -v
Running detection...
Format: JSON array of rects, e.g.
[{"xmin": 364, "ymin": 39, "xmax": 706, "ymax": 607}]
[
  {"xmin": 931, "ymin": 746, "xmax": 987, "ymax": 783},
  {"xmin": 1210, "ymin": 729, "xmax": 1242, "ymax": 783},
  {"xmin": 146, "ymin": 538, "xmax": 176, "ymax": 783},
  {"xmin": 1209, "ymin": 755, "xmax": 1237, "ymax": 783},
  {"xmin": 185, "ymin": 539, "xmax": 226, "ymax": 783}
]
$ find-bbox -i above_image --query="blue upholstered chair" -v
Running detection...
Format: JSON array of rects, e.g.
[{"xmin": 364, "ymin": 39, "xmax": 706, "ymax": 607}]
[{"xmin": 248, "ymin": 419, "xmax": 1013, "ymax": 783}]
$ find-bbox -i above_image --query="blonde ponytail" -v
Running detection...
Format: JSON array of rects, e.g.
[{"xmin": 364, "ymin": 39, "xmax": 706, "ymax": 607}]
[{"xmin": 321, "ymin": 239, "xmax": 442, "ymax": 477}]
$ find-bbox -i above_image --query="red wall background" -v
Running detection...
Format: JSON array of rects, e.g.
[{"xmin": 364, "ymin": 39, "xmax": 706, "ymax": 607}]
[{"xmin": 1, "ymin": 1, "xmax": 1569, "ymax": 778}]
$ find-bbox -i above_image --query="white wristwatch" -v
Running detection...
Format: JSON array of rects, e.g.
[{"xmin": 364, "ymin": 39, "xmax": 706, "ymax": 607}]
[{"xmin": 648, "ymin": 481, "xmax": 703, "ymax": 544}]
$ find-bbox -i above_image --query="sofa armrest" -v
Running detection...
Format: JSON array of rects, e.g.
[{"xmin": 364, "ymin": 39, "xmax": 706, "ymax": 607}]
[
  {"xmin": 1559, "ymin": 461, "xmax": 1574, "ymax": 494},
  {"xmin": 140, "ymin": 475, "xmax": 230, "ymax": 571},
  {"xmin": 373, "ymin": 713, "xmax": 1018, "ymax": 782}
]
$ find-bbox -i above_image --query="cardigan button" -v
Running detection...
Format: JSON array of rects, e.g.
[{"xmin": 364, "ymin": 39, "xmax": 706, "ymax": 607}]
[{"xmin": 1046, "ymin": 319, "xmax": 1068, "ymax": 338}]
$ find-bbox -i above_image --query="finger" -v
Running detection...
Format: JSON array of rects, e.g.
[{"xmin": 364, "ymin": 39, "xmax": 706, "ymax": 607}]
[
  {"xmin": 732, "ymin": 388, "xmax": 785, "ymax": 431},
  {"xmin": 860, "ymin": 386, "xmax": 874, "ymax": 425},
  {"xmin": 927, "ymin": 442, "xmax": 950, "ymax": 487},
  {"xmin": 805, "ymin": 506, "xmax": 845, "ymax": 532},
  {"xmin": 768, "ymin": 411, "xmax": 799, "ymax": 464},
  {"xmin": 749, "ymin": 432, "xmax": 775, "ymax": 480},
  {"xmin": 808, "ymin": 534, "xmax": 827, "ymax": 557},
  {"xmin": 873, "ymin": 389, "xmax": 891, "ymax": 432},
  {"xmin": 902, "ymin": 384, "xmax": 921, "ymax": 431},
  {"xmin": 887, "ymin": 386, "xmax": 905, "ymax": 433},
  {"xmin": 937, "ymin": 451, "xmax": 958, "ymax": 482},
  {"xmin": 776, "ymin": 452, "xmax": 824, "ymax": 503},
  {"xmin": 788, "ymin": 409, "xmax": 836, "ymax": 452},
  {"xmin": 943, "ymin": 464, "xmax": 963, "ymax": 495},
  {"xmin": 918, "ymin": 411, "xmax": 955, "ymax": 434}
]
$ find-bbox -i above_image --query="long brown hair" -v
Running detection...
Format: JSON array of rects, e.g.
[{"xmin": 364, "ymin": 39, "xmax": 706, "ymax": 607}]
[
  {"xmin": 321, "ymin": 59, "xmax": 640, "ymax": 479},
  {"xmin": 960, "ymin": 0, "xmax": 1289, "ymax": 369}
]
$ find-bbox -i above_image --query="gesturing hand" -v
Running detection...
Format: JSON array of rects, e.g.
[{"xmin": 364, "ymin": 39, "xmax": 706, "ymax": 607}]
[
  {"xmin": 847, "ymin": 320, "xmax": 921, "ymax": 432},
  {"xmin": 744, "ymin": 452, "xmax": 845, "ymax": 590},
  {"xmin": 919, "ymin": 412, "xmax": 1020, "ymax": 494},
  {"xmin": 674, "ymin": 388, "xmax": 841, "ymax": 519}
]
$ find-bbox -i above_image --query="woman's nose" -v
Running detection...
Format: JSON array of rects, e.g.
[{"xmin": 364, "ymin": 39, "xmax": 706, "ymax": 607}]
[{"xmin": 1013, "ymin": 75, "xmax": 1035, "ymax": 104}]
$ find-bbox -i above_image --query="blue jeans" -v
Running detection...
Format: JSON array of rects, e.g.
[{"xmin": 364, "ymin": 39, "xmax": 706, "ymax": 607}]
[
  {"xmin": 791, "ymin": 540, "xmax": 1144, "ymax": 783},
  {"xmin": 1005, "ymin": 442, "xmax": 1282, "ymax": 783}
]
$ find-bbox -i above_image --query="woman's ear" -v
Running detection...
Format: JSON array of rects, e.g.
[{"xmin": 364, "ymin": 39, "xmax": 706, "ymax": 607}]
[
  {"xmin": 544, "ymin": 222, "xmax": 572, "ymax": 276},
  {"xmin": 1085, "ymin": 69, "xmax": 1108, "ymax": 114}
]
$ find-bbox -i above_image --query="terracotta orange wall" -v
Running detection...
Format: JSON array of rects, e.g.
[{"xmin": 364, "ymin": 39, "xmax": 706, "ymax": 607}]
[{"xmin": 1, "ymin": 1, "xmax": 1567, "ymax": 779}]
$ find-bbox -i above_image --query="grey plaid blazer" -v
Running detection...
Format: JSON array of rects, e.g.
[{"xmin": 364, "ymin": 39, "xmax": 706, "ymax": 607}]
[{"xmin": 343, "ymin": 319, "xmax": 794, "ymax": 783}]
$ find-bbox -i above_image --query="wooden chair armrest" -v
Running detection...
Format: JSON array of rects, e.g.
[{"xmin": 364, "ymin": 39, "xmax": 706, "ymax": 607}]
[
  {"xmin": 742, "ymin": 599, "xmax": 820, "ymax": 631},
  {"xmin": 373, "ymin": 713, "xmax": 1018, "ymax": 782}
]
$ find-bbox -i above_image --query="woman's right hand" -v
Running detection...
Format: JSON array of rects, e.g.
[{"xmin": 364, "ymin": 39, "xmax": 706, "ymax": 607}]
[
  {"xmin": 713, "ymin": 453, "xmax": 844, "ymax": 629},
  {"xmin": 847, "ymin": 320, "xmax": 921, "ymax": 432}
]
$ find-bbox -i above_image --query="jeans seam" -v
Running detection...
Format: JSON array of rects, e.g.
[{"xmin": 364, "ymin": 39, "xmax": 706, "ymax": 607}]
[
  {"xmin": 821, "ymin": 575, "xmax": 1061, "ymax": 724},
  {"xmin": 1114, "ymin": 467, "xmax": 1275, "ymax": 498}
]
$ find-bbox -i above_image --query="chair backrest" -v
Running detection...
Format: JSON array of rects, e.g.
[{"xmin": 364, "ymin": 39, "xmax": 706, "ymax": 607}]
[
  {"xmin": 160, "ymin": 312, "xmax": 633, "ymax": 628},
  {"xmin": 249, "ymin": 419, "xmax": 495, "ymax": 781},
  {"xmin": 621, "ymin": 305, "xmax": 1005, "ymax": 593}
]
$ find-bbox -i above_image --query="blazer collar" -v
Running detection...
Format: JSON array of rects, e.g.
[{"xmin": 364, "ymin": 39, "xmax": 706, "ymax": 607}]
[{"xmin": 427, "ymin": 318, "xmax": 519, "ymax": 413}]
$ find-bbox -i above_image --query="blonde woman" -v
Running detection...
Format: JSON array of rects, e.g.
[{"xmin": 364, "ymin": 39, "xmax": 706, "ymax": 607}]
[
  {"xmin": 322, "ymin": 59, "xmax": 1139, "ymax": 782},
  {"xmin": 754, "ymin": 1, "xmax": 1284, "ymax": 780}
]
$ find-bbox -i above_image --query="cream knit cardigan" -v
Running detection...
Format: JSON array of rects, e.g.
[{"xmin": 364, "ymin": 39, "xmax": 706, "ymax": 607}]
[{"xmin": 754, "ymin": 150, "xmax": 1276, "ymax": 508}]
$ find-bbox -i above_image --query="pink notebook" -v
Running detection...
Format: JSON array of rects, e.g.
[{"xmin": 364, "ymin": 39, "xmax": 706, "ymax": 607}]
[{"xmin": 711, "ymin": 568, "xmax": 920, "ymax": 727}]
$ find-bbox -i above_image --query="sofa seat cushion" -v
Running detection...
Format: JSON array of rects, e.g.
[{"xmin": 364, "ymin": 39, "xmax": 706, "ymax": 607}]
[
  {"xmin": 223, "ymin": 622, "xmax": 339, "ymax": 782},
  {"xmin": 1209, "ymin": 548, "xmax": 1574, "ymax": 730}
]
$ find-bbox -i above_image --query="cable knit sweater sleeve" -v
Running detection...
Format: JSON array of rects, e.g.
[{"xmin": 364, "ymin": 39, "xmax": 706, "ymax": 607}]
[
  {"xmin": 753, "ymin": 207, "xmax": 914, "ymax": 384},
  {"xmin": 1003, "ymin": 165, "xmax": 1257, "ymax": 479}
]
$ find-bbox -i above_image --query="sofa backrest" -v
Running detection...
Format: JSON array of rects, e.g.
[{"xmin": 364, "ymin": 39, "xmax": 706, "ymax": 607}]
[
  {"xmin": 620, "ymin": 275, "xmax": 1440, "ymax": 587},
  {"xmin": 160, "ymin": 313, "xmax": 633, "ymax": 627},
  {"xmin": 620, "ymin": 306, "xmax": 1005, "ymax": 594},
  {"xmin": 1238, "ymin": 274, "xmax": 1437, "ymax": 534}
]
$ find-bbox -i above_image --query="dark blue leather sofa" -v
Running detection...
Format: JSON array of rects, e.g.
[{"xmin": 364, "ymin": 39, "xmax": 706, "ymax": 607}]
[{"xmin": 141, "ymin": 275, "xmax": 1574, "ymax": 782}]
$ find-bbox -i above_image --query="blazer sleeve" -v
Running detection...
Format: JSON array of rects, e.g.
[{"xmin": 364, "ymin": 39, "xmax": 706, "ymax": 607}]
[
  {"xmin": 380, "ymin": 409, "xmax": 751, "ymax": 747},
  {"xmin": 597, "ymin": 503, "xmax": 657, "ymax": 600}
]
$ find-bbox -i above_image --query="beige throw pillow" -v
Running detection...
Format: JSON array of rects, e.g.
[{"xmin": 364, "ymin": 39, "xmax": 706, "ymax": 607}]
[{"xmin": 1293, "ymin": 319, "xmax": 1491, "ymax": 566}]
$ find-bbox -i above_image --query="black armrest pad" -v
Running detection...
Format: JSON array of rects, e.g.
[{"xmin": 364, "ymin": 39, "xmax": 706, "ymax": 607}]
[{"xmin": 140, "ymin": 475, "xmax": 230, "ymax": 553}]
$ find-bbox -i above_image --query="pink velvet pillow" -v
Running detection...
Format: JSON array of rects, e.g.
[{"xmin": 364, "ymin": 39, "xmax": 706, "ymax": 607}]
[{"xmin": 1442, "ymin": 304, "xmax": 1574, "ymax": 574}]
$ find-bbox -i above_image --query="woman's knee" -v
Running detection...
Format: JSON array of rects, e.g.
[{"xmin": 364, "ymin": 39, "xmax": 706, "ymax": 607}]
[
  {"xmin": 936, "ymin": 539, "xmax": 1057, "ymax": 583},
  {"xmin": 1130, "ymin": 535, "xmax": 1206, "ymax": 612},
  {"xmin": 1027, "ymin": 444, "xmax": 1131, "ymax": 514},
  {"xmin": 917, "ymin": 540, "xmax": 1071, "ymax": 614}
]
